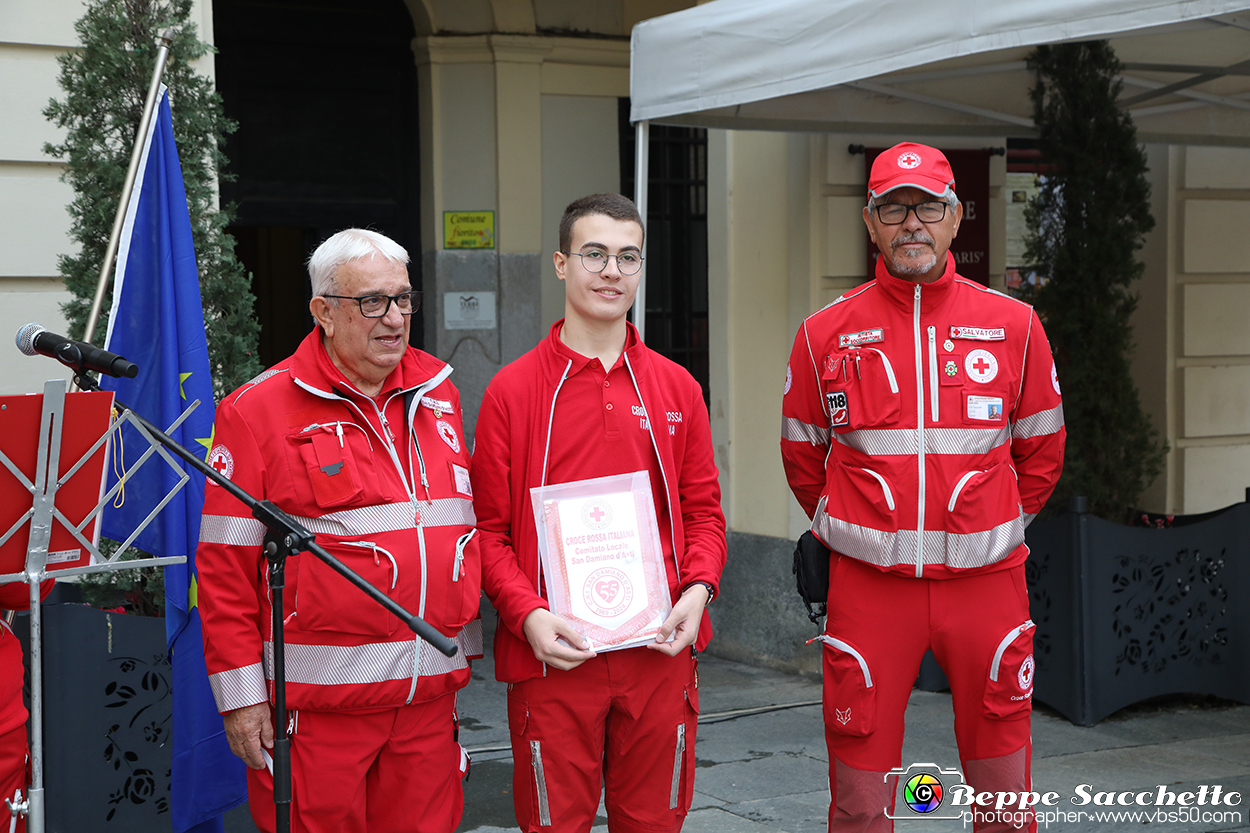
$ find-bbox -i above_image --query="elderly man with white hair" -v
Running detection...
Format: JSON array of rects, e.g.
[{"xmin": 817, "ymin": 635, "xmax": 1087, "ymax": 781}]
[{"xmin": 197, "ymin": 228, "xmax": 481, "ymax": 833}]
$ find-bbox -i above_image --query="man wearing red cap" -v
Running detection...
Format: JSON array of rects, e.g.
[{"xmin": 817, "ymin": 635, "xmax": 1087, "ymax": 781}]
[{"xmin": 781, "ymin": 143, "xmax": 1065, "ymax": 832}]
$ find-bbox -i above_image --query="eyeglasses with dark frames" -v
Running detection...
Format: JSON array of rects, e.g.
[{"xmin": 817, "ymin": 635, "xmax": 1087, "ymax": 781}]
[
  {"xmin": 561, "ymin": 249, "xmax": 645, "ymax": 276},
  {"xmin": 874, "ymin": 201, "xmax": 949, "ymax": 225},
  {"xmin": 321, "ymin": 290, "xmax": 422, "ymax": 318}
]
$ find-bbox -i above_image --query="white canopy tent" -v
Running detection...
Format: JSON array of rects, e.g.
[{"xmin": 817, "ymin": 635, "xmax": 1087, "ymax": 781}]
[{"xmin": 625, "ymin": 0, "xmax": 1250, "ymax": 335}]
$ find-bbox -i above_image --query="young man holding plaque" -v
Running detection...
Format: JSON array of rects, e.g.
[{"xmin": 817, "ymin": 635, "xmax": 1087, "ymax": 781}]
[{"xmin": 473, "ymin": 193, "xmax": 727, "ymax": 833}]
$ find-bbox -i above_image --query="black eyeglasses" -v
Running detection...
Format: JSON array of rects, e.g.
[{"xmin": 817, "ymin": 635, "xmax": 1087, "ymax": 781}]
[
  {"xmin": 874, "ymin": 201, "xmax": 948, "ymax": 225},
  {"xmin": 321, "ymin": 290, "xmax": 422, "ymax": 318},
  {"xmin": 561, "ymin": 249, "xmax": 644, "ymax": 276}
]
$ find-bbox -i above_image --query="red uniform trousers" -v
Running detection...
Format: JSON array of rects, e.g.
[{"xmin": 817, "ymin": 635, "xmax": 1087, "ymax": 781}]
[
  {"xmin": 245, "ymin": 693, "xmax": 464, "ymax": 833},
  {"xmin": 0, "ymin": 726, "xmax": 25, "ymax": 833},
  {"xmin": 822, "ymin": 556, "xmax": 1036, "ymax": 833},
  {"xmin": 507, "ymin": 647, "xmax": 698, "ymax": 833}
]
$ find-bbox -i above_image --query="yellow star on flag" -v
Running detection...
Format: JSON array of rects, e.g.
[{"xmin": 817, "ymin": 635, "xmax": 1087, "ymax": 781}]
[
  {"xmin": 188, "ymin": 573, "xmax": 198, "ymax": 610},
  {"xmin": 195, "ymin": 423, "xmax": 215, "ymax": 460},
  {"xmin": 179, "ymin": 371, "xmax": 193, "ymax": 400}
]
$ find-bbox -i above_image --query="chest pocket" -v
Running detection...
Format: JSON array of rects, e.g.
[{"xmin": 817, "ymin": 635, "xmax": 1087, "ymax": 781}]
[
  {"xmin": 289, "ymin": 425, "xmax": 364, "ymax": 509},
  {"xmin": 821, "ymin": 347, "xmax": 901, "ymax": 432}
]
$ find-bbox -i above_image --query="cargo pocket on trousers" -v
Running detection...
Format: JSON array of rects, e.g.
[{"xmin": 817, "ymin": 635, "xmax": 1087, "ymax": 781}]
[
  {"xmin": 984, "ymin": 620, "xmax": 1035, "ymax": 719},
  {"xmin": 671, "ymin": 667, "xmax": 700, "ymax": 811},
  {"xmin": 816, "ymin": 635, "xmax": 876, "ymax": 737},
  {"xmin": 507, "ymin": 691, "xmax": 551, "ymax": 828}
]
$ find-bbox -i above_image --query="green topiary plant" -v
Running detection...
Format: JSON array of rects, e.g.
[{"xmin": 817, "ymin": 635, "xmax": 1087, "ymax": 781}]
[
  {"xmin": 1023, "ymin": 41, "xmax": 1167, "ymax": 521},
  {"xmin": 43, "ymin": 0, "xmax": 261, "ymax": 611}
]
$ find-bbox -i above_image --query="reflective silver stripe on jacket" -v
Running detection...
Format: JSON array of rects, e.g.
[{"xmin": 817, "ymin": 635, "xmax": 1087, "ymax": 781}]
[
  {"xmin": 294, "ymin": 498, "xmax": 474, "ymax": 536},
  {"xmin": 813, "ymin": 509, "xmax": 1025, "ymax": 570},
  {"xmin": 292, "ymin": 503, "xmax": 419, "ymax": 537},
  {"xmin": 262, "ymin": 619, "xmax": 481, "ymax": 685},
  {"xmin": 202, "ymin": 499, "xmax": 474, "ymax": 548},
  {"xmin": 782, "ymin": 417, "xmax": 830, "ymax": 446},
  {"xmin": 1011, "ymin": 404, "xmax": 1065, "ymax": 440},
  {"xmin": 832, "ymin": 426, "xmax": 1010, "ymax": 457},
  {"xmin": 208, "ymin": 662, "xmax": 268, "ymax": 712},
  {"xmin": 417, "ymin": 497, "xmax": 477, "ymax": 528},
  {"xmin": 200, "ymin": 515, "xmax": 267, "ymax": 547}
]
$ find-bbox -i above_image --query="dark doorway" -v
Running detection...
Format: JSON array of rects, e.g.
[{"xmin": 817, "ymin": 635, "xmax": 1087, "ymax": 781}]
[
  {"xmin": 214, "ymin": 0, "xmax": 422, "ymax": 368},
  {"xmin": 619, "ymin": 101, "xmax": 710, "ymax": 405}
]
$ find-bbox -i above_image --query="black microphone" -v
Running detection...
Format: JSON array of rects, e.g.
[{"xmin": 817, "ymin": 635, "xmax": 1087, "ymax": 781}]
[{"xmin": 15, "ymin": 323, "xmax": 139, "ymax": 379}]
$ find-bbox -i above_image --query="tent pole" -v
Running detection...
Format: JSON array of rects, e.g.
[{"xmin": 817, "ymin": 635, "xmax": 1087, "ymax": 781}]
[{"xmin": 633, "ymin": 119, "xmax": 650, "ymax": 342}]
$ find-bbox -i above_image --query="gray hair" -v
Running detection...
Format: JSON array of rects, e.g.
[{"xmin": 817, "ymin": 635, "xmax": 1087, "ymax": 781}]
[
  {"xmin": 307, "ymin": 228, "xmax": 409, "ymax": 297},
  {"xmin": 867, "ymin": 185, "xmax": 960, "ymax": 213}
]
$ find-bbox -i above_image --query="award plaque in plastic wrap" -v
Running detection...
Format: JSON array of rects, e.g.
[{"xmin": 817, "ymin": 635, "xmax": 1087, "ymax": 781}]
[{"xmin": 530, "ymin": 471, "xmax": 672, "ymax": 652}]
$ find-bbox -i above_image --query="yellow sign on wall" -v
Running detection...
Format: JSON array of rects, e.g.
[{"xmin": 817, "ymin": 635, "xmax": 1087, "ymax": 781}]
[{"xmin": 443, "ymin": 211, "xmax": 495, "ymax": 249}]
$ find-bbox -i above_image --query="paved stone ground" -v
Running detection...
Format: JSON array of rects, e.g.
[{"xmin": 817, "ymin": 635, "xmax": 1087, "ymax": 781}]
[
  {"xmin": 456, "ymin": 615, "xmax": 1250, "ymax": 833},
  {"xmin": 227, "ymin": 608, "xmax": 1250, "ymax": 833}
]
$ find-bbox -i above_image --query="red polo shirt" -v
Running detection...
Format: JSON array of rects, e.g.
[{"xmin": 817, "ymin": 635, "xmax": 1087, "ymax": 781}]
[{"xmin": 545, "ymin": 327, "xmax": 677, "ymax": 587}]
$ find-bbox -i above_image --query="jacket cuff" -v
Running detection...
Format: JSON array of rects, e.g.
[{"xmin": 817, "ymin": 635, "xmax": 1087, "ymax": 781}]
[
  {"xmin": 501, "ymin": 597, "xmax": 550, "ymax": 641},
  {"xmin": 209, "ymin": 663, "xmax": 268, "ymax": 713}
]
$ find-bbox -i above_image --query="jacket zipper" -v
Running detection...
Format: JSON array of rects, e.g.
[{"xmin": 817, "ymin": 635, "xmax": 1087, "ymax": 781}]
[
  {"xmin": 913, "ymin": 284, "xmax": 926, "ymax": 577},
  {"xmin": 859, "ymin": 468, "xmax": 895, "ymax": 511},
  {"xmin": 859, "ymin": 347, "xmax": 899, "ymax": 393},
  {"xmin": 927, "ymin": 326, "xmax": 939, "ymax": 422},
  {"xmin": 669, "ymin": 722, "xmax": 686, "ymax": 809},
  {"xmin": 453, "ymin": 530, "xmax": 476, "ymax": 581},
  {"xmin": 948, "ymin": 470, "xmax": 983, "ymax": 512},
  {"xmin": 990, "ymin": 620, "xmax": 1036, "ymax": 681},
  {"xmin": 623, "ymin": 353, "xmax": 681, "ymax": 586}
]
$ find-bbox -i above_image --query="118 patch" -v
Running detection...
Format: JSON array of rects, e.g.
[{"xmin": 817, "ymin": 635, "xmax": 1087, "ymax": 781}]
[{"xmin": 826, "ymin": 390, "xmax": 849, "ymax": 427}]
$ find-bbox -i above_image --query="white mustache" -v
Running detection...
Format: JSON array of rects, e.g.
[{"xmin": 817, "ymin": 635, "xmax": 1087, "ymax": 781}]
[{"xmin": 891, "ymin": 231, "xmax": 935, "ymax": 251}]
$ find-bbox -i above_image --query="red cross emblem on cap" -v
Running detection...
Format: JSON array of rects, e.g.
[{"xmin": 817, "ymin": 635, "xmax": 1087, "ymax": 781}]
[{"xmin": 897, "ymin": 151, "xmax": 922, "ymax": 169}]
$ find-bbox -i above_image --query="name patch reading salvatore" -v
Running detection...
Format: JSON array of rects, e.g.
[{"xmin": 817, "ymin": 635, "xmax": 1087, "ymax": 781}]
[{"xmin": 950, "ymin": 326, "xmax": 1005, "ymax": 342}]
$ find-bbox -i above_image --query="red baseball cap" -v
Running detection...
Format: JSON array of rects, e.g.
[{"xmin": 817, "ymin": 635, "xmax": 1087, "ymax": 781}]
[{"xmin": 868, "ymin": 143, "xmax": 955, "ymax": 200}]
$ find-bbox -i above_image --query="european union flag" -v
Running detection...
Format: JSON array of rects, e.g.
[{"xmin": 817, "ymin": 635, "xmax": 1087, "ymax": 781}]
[{"xmin": 101, "ymin": 86, "xmax": 247, "ymax": 833}]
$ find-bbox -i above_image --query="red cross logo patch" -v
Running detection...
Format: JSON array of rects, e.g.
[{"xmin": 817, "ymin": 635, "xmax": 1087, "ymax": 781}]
[
  {"xmin": 207, "ymin": 444, "xmax": 234, "ymax": 483},
  {"xmin": 897, "ymin": 151, "xmax": 921, "ymax": 169},
  {"xmin": 964, "ymin": 349, "xmax": 998, "ymax": 384},
  {"xmin": 436, "ymin": 419, "xmax": 460, "ymax": 454},
  {"xmin": 1018, "ymin": 654, "xmax": 1035, "ymax": 691}
]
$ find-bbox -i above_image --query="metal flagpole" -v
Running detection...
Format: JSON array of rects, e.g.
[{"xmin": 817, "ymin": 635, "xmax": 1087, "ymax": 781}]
[
  {"xmin": 633, "ymin": 119, "xmax": 650, "ymax": 342},
  {"xmin": 81, "ymin": 28, "xmax": 176, "ymax": 346}
]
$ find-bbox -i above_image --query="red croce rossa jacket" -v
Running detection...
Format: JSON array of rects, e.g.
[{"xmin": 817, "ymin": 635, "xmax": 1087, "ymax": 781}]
[
  {"xmin": 782, "ymin": 253, "xmax": 1065, "ymax": 579},
  {"xmin": 473, "ymin": 321, "xmax": 727, "ymax": 684},
  {"xmin": 197, "ymin": 329, "xmax": 481, "ymax": 715}
]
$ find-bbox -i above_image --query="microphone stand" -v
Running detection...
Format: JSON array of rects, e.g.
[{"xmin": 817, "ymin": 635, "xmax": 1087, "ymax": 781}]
[{"xmin": 72, "ymin": 370, "xmax": 457, "ymax": 833}]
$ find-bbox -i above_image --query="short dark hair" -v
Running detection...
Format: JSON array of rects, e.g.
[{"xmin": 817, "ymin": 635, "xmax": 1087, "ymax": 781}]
[{"xmin": 559, "ymin": 193, "xmax": 645, "ymax": 252}]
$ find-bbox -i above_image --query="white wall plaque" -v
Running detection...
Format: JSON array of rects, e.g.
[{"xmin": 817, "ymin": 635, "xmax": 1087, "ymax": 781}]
[{"xmin": 443, "ymin": 291, "xmax": 496, "ymax": 330}]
